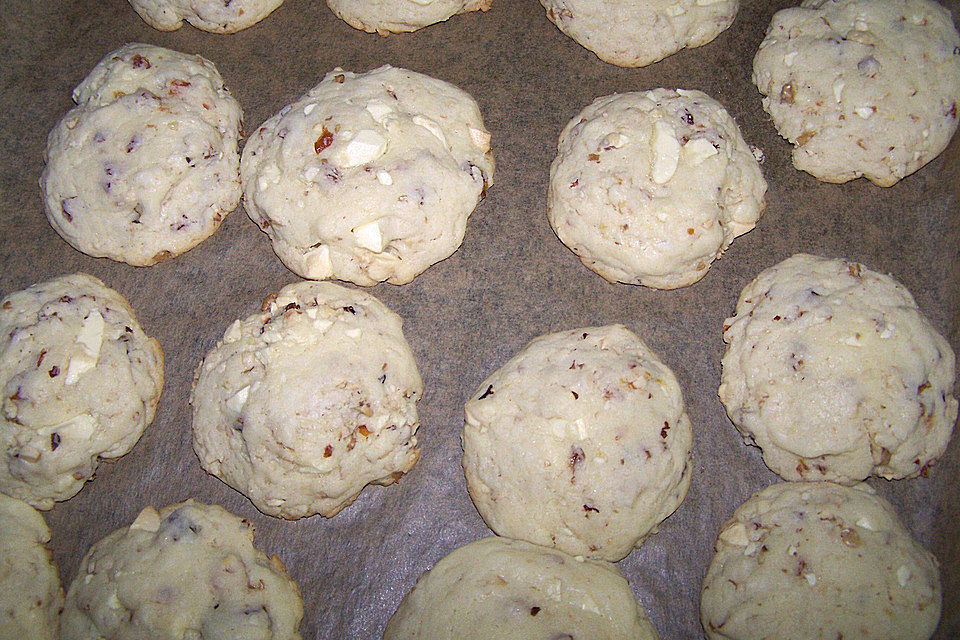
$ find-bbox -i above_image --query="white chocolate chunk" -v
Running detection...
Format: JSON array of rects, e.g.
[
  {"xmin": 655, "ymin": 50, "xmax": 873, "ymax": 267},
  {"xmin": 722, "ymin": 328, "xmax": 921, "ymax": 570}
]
[
  {"xmin": 804, "ymin": 573, "xmax": 817, "ymax": 586},
  {"xmin": 376, "ymin": 170, "xmax": 393, "ymax": 186},
  {"xmin": 354, "ymin": 221, "xmax": 384, "ymax": 253},
  {"xmin": 719, "ymin": 522, "xmax": 750, "ymax": 546},
  {"xmin": 129, "ymin": 506, "xmax": 161, "ymax": 532},
  {"xmin": 303, "ymin": 166, "xmax": 320, "ymax": 182},
  {"xmin": 335, "ymin": 129, "xmax": 387, "ymax": 168},
  {"xmin": 602, "ymin": 132, "xmax": 630, "ymax": 149},
  {"xmin": 64, "ymin": 312, "xmax": 104, "ymax": 385},
  {"xmin": 855, "ymin": 106, "xmax": 876, "ymax": 119},
  {"xmin": 650, "ymin": 121, "xmax": 680, "ymax": 184},
  {"xmin": 304, "ymin": 245, "xmax": 333, "ymax": 277},
  {"xmin": 784, "ymin": 51, "xmax": 798, "ymax": 66},
  {"xmin": 49, "ymin": 413, "xmax": 97, "ymax": 439},
  {"xmin": 303, "ymin": 103, "xmax": 316, "ymax": 116},
  {"xmin": 833, "ymin": 80, "xmax": 845, "ymax": 103},
  {"xmin": 469, "ymin": 127, "xmax": 491, "ymax": 150},
  {"xmin": 365, "ymin": 100, "xmax": 394, "ymax": 122},
  {"xmin": 897, "ymin": 565, "xmax": 911, "ymax": 586},
  {"xmin": 683, "ymin": 138, "xmax": 719, "ymax": 165},
  {"xmin": 665, "ymin": 4, "xmax": 686, "ymax": 17},
  {"xmin": 226, "ymin": 385, "xmax": 251, "ymax": 415},
  {"xmin": 412, "ymin": 115, "xmax": 447, "ymax": 146}
]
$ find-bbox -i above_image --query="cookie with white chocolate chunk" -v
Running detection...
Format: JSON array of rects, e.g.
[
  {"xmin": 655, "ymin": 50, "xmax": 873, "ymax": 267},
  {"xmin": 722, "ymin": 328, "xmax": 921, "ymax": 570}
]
[
  {"xmin": 752, "ymin": 0, "xmax": 960, "ymax": 186},
  {"xmin": 60, "ymin": 500, "xmax": 303, "ymax": 640},
  {"xmin": 384, "ymin": 536, "xmax": 659, "ymax": 640},
  {"xmin": 548, "ymin": 89, "xmax": 765, "ymax": 289},
  {"xmin": 0, "ymin": 273, "xmax": 164, "ymax": 510},
  {"xmin": 462, "ymin": 325, "xmax": 693, "ymax": 561},
  {"xmin": 40, "ymin": 43, "xmax": 243, "ymax": 265},
  {"xmin": 719, "ymin": 254, "xmax": 957, "ymax": 484},
  {"xmin": 241, "ymin": 65, "xmax": 494, "ymax": 286},
  {"xmin": 700, "ymin": 482, "xmax": 941, "ymax": 640},
  {"xmin": 128, "ymin": 0, "xmax": 283, "ymax": 33},
  {"xmin": 327, "ymin": 0, "xmax": 492, "ymax": 34},
  {"xmin": 540, "ymin": 0, "xmax": 738, "ymax": 68},
  {"xmin": 191, "ymin": 281, "xmax": 422, "ymax": 519}
]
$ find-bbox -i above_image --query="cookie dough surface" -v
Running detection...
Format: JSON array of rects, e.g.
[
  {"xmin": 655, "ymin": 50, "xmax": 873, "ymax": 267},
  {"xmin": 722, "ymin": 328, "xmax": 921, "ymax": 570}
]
[
  {"xmin": 326, "ymin": 0, "xmax": 491, "ymax": 34},
  {"xmin": 0, "ymin": 273, "xmax": 164, "ymax": 510},
  {"xmin": 0, "ymin": 494, "xmax": 63, "ymax": 640},
  {"xmin": 700, "ymin": 482, "xmax": 941, "ymax": 640},
  {"xmin": 548, "ymin": 89, "xmax": 766, "ymax": 289},
  {"xmin": 241, "ymin": 65, "xmax": 494, "ymax": 285},
  {"xmin": 128, "ymin": 0, "xmax": 283, "ymax": 33},
  {"xmin": 719, "ymin": 254, "xmax": 957, "ymax": 484},
  {"xmin": 462, "ymin": 325, "xmax": 693, "ymax": 561},
  {"xmin": 192, "ymin": 281, "xmax": 422, "ymax": 519},
  {"xmin": 752, "ymin": 0, "xmax": 960, "ymax": 186},
  {"xmin": 60, "ymin": 500, "xmax": 303, "ymax": 640},
  {"xmin": 41, "ymin": 43, "xmax": 242, "ymax": 266},
  {"xmin": 540, "ymin": 0, "xmax": 738, "ymax": 67},
  {"xmin": 384, "ymin": 536, "xmax": 659, "ymax": 640}
]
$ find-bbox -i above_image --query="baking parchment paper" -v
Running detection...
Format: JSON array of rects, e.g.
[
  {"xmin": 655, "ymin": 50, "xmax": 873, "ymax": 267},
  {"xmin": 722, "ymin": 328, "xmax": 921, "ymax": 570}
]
[{"xmin": 0, "ymin": 0, "xmax": 957, "ymax": 637}]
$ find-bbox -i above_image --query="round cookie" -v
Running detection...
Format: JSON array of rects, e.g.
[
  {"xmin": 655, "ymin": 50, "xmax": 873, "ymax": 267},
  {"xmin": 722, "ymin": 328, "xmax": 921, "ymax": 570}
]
[
  {"xmin": 327, "ymin": 0, "xmax": 491, "ymax": 34},
  {"xmin": 128, "ymin": 0, "xmax": 283, "ymax": 33},
  {"xmin": 0, "ymin": 273, "xmax": 164, "ymax": 510},
  {"xmin": 462, "ymin": 325, "xmax": 693, "ymax": 561},
  {"xmin": 384, "ymin": 536, "xmax": 659, "ymax": 640},
  {"xmin": 60, "ymin": 500, "xmax": 303, "ymax": 640},
  {"xmin": 0, "ymin": 494, "xmax": 63, "ymax": 640},
  {"xmin": 700, "ymin": 482, "xmax": 941, "ymax": 640},
  {"xmin": 548, "ymin": 89, "xmax": 766, "ymax": 289},
  {"xmin": 540, "ymin": 0, "xmax": 738, "ymax": 67},
  {"xmin": 41, "ymin": 43, "xmax": 243, "ymax": 266},
  {"xmin": 752, "ymin": 0, "xmax": 960, "ymax": 186},
  {"xmin": 719, "ymin": 254, "xmax": 957, "ymax": 484},
  {"xmin": 192, "ymin": 281, "xmax": 423, "ymax": 519},
  {"xmin": 241, "ymin": 65, "xmax": 494, "ymax": 286}
]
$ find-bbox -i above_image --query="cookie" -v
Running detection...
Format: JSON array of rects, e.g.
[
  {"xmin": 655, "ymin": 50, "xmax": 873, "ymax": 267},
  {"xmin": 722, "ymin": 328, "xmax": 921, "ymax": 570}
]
[
  {"xmin": 192, "ymin": 281, "xmax": 422, "ymax": 519},
  {"xmin": 128, "ymin": 0, "xmax": 283, "ymax": 33},
  {"xmin": 60, "ymin": 500, "xmax": 303, "ymax": 640},
  {"xmin": 40, "ymin": 43, "xmax": 243, "ymax": 266},
  {"xmin": 384, "ymin": 536, "xmax": 659, "ymax": 640},
  {"xmin": 540, "ymin": 0, "xmax": 738, "ymax": 67},
  {"xmin": 0, "ymin": 273, "xmax": 164, "ymax": 510},
  {"xmin": 327, "ymin": 0, "xmax": 491, "ymax": 34},
  {"xmin": 548, "ymin": 89, "xmax": 766, "ymax": 289},
  {"xmin": 700, "ymin": 482, "xmax": 941, "ymax": 640},
  {"xmin": 462, "ymin": 325, "xmax": 693, "ymax": 561},
  {"xmin": 241, "ymin": 65, "xmax": 494, "ymax": 286},
  {"xmin": 752, "ymin": 0, "xmax": 960, "ymax": 186},
  {"xmin": 0, "ymin": 494, "xmax": 63, "ymax": 640},
  {"xmin": 719, "ymin": 254, "xmax": 957, "ymax": 484}
]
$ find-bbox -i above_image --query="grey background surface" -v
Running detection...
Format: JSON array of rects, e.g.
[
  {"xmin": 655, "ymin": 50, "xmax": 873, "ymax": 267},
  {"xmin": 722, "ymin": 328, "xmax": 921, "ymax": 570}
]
[{"xmin": 0, "ymin": 0, "xmax": 957, "ymax": 638}]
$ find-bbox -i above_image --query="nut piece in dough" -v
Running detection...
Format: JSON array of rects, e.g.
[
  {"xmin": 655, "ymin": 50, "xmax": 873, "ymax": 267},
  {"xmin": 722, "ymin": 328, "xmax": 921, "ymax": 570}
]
[
  {"xmin": 60, "ymin": 500, "xmax": 303, "ymax": 640},
  {"xmin": 548, "ymin": 89, "xmax": 766, "ymax": 289},
  {"xmin": 0, "ymin": 494, "xmax": 63, "ymax": 640},
  {"xmin": 752, "ymin": 0, "xmax": 960, "ymax": 186},
  {"xmin": 327, "ymin": 0, "xmax": 491, "ymax": 34},
  {"xmin": 41, "ymin": 43, "xmax": 243, "ymax": 266},
  {"xmin": 192, "ymin": 281, "xmax": 423, "ymax": 519},
  {"xmin": 719, "ymin": 254, "xmax": 957, "ymax": 484},
  {"xmin": 384, "ymin": 536, "xmax": 659, "ymax": 640},
  {"xmin": 540, "ymin": 0, "xmax": 738, "ymax": 67},
  {"xmin": 0, "ymin": 273, "xmax": 164, "ymax": 510},
  {"xmin": 241, "ymin": 65, "xmax": 494, "ymax": 286},
  {"xmin": 128, "ymin": 0, "xmax": 283, "ymax": 33},
  {"xmin": 700, "ymin": 482, "xmax": 941, "ymax": 640},
  {"xmin": 462, "ymin": 325, "xmax": 693, "ymax": 561}
]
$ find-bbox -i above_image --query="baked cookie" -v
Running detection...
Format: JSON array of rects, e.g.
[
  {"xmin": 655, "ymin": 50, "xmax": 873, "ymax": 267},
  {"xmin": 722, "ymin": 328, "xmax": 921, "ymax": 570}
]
[
  {"xmin": 720, "ymin": 254, "xmax": 957, "ymax": 484},
  {"xmin": 540, "ymin": 0, "xmax": 738, "ymax": 67},
  {"xmin": 700, "ymin": 482, "xmax": 941, "ymax": 640},
  {"xmin": 241, "ymin": 65, "xmax": 494, "ymax": 286},
  {"xmin": 327, "ymin": 0, "xmax": 491, "ymax": 34},
  {"xmin": 41, "ymin": 43, "xmax": 243, "ymax": 266},
  {"xmin": 128, "ymin": 0, "xmax": 283, "ymax": 33},
  {"xmin": 462, "ymin": 325, "xmax": 693, "ymax": 561},
  {"xmin": 0, "ymin": 494, "xmax": 63, "ymax": 640},
  {"xmin": 548, "ymin": 89, "xmax": 766, "ymax": 289},
  {"xmin": 192, "ymin": 281, "xmax": 422, "ymax": 519},
  {"xmin": 60, "ymin": 500, "xmax": 303, "ymax": 640},
  {"xmin": 0, "ymin": 273, "xmax": 164, "ymax": 510},
  {"xmin": 752, "ymin": 0, "xmax": 960, "ymax": 186},
  {"xmin": 384, "ymin": 536, "xmax": 659, "ymax": 640}
]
